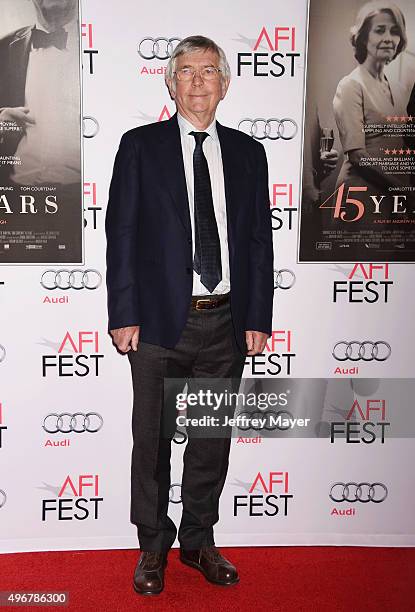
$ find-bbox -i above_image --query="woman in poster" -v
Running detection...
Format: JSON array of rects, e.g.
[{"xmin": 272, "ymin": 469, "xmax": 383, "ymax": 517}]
[{"xmin": 333, "ymin": 1, "xmax": 410, "ymax": 220}]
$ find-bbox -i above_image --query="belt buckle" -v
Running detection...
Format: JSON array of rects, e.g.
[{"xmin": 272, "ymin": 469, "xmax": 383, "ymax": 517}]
[{"xmin": 195, "ymin": 298, "xmax": 211, "ymax": 310}]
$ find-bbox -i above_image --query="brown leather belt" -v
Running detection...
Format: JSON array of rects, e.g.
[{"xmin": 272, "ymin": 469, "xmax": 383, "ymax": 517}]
[{"xmin": 191, "ymin": 293, "xmax": 230, "ymax": 311}]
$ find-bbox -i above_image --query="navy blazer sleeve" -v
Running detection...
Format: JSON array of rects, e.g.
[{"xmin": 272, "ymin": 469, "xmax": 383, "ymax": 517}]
[
  {"xmin": 245, "ymin": 142, "xmax": 274, "ymax": 336},
  {"xmin": 105, "ymin": 131, "xmax": 141, "ymax": 330}
]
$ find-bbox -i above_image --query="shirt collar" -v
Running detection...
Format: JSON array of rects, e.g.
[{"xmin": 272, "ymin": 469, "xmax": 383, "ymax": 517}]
[{"xmin": 177, "ymin": 112, "xmax": 218, "ymax": 142}]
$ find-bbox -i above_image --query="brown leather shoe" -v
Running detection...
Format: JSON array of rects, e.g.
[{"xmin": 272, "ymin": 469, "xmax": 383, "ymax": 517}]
[
  {"xmin": 180, "ymin": 545, "xmax": 239, "ymax": 585},
  {"xmin": 133, "ymin": 551, "xmax": 167, "ymax": 595}
]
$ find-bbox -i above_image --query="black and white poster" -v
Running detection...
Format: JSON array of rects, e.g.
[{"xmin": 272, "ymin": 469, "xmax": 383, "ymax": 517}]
[
  {"xmin": 299, "ymin": 0, "xmax": 415, "ymax": 262},
  {"xmin": 0, "ymin": 0, "xmax": 83, "ymax": 264}
]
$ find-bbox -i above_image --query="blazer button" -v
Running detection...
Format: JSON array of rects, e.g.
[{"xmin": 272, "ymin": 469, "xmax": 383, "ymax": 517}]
[
  {"xmin": 187, "ymin": 238, "xmax": 192, "ymax": 245},
  {"xmin": 186, "ymin": 267, "xmax": 192, "ymax": 274}
]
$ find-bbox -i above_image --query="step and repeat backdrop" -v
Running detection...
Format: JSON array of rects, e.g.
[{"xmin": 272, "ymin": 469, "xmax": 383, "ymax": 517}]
[{"xmin": 1, "ymin": 0, "xmax": 415, "ymax": 552}]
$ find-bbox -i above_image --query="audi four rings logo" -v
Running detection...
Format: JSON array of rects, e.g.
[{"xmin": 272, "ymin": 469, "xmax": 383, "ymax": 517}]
[
  {"xmin": 0, "ymin": 489, "xmax": 6, "ymax": 508},
  {"xmin": 0, "ymin": 344, "xmax": 5, "ymax": 363},
  {"xmin": 169, "ymin": 483, "xmax": 182, "ymax": 504},
  {"xmin": 274, "ymin": 269, "xmax": 296, "ymax": 290},
  {"xmin": 41, "ymin": 269, "xmax": 102, "ymax": 291},
  {"xmin": 137, "ymin": 37, "xmax": 181, "ymax": 60},
  {"xmin": 329, "ymin": 482, "xmax": 388, "ymax": 503},
  {"xmin": 332, "ymin": 341, "xmax": 391, "ymax": 362},
  {"xmin": 238, "ymin": 118, "xmax": 298, "ymax": 141},
  {"xmin": 236, "ymin": 410, "xmax": 295, "ymax": 431},
  {"xmin": 83, "ymin": 116, "xmax": 99, "ymax": 139},
  {"xmin": 43, "ymin": 413, "xmax": 104, "ymax": 434}
]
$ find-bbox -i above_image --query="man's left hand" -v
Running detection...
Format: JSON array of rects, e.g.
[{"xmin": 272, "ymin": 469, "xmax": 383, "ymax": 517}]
[{"xmin": 245, "ymin": 330, "xmax": 268, "ymax": 356}]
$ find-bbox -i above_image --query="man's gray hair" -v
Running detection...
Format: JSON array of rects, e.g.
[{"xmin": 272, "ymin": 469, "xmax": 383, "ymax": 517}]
[{"xmin": 165, "ymin": 35, "xmax": 231, "ymax": 86}]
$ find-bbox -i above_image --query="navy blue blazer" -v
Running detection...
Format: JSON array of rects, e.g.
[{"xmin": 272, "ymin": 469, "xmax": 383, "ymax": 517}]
[{"xmin": 105, "ymin": 113, "xmax": 274, "ymax": 354}]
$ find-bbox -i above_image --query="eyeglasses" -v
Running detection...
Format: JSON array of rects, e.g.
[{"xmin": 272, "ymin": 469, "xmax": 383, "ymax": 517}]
[{"xmin": 174, "ymin": 66, "xmax": 222, "ymax": 81}]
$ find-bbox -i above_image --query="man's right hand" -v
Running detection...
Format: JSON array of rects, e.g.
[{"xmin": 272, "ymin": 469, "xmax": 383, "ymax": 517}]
[
  {"xmin": 110, "ymin": 325, "xmax": 140, "ymax": 353},
  {"xmin": 0, "ymin": 107, "xmax": 35, "ymax": 130}
]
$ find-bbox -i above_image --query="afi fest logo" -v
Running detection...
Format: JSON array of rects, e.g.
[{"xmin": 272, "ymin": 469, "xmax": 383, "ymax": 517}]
[
  {"xmin": 81, "ymin": 22, "xmax": 98, "ymax": 74},
  {"xmin": 270, "ymin": 182, "xmax": 297, "ymax": 231},
  {"xmin": 41, "ymin": 474, "xmax": 103, "ymax": 521},
  {"xmin": 332, "ymin": 263, "xmax": 392, "ymax": 303},
  {"xmin": 246, "ymin": 330, "xmax": 295, "ymax": 376},
  {"xmin": 330, "ymin": 399, "xmax": 390, "ymax": 444},
  {"xmin": 135, "ymin": 105, "xmax": 173, "ymax": 125},
  {"xmin": 236, "ymin": 26, "xmax": 301, "ymax": 77},
  {"xmin": 0, "ymin": 403, "xmax": 7, "ymax": 449},
  {"xmin": 42, "ymin": 331, "xmax": 104, "ymax": 377},
  {"xmin": 84, "ymin": 182, "xmax": 102, "ymax": 230},
  {"xmin": 233, "ymin": 471, "xmax": 293, "ymax": 516}
]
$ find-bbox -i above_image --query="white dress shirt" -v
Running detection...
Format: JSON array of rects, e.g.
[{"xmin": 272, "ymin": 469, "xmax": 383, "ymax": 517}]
[
  {"xmin": 12, "ymin": 20, "xmax": 81, "ymax": 185},
  {"xmin": 177, "ymin": 112, "xmax": 230, "ymax": 296}
]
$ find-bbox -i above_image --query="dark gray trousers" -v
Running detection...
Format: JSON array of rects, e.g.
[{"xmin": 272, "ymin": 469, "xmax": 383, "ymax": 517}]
[{"xmin": 128, "ymin": 300, "xmax": 245, "ymax": 551}]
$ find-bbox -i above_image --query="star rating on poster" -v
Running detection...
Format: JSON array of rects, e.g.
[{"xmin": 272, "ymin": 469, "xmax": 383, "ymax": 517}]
[
  {"xmin": 385, "ymin": 115, "xmax": 413, "ymax": 122},
  {"xmin": 382, "ymin": 147, "xmax": 414, "ymax": 155}
]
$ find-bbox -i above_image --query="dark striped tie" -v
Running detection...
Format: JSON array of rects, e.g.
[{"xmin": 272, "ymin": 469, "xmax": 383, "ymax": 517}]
[{"xmin": 190, "ymin": 131, "xmax": 222, "ymax": 293}]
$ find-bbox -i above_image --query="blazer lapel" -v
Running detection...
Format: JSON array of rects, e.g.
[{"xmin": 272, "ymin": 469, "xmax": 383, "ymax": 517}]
[{"xmin": 157, "ymin": 114, "xmax": 192, "ymax": 237}]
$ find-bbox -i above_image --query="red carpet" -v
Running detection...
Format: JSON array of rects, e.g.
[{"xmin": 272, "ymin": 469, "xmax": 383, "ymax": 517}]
[{"xmin": 1, "ymin": 547, "xmax": 414, "ymax": 611}]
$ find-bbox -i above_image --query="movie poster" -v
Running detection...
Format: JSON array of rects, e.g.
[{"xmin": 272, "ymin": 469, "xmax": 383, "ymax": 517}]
[
  {"xmin": 299, "ymin": 0, "xmax": 415, "ymax": 262},
  {"xmin": 0, "ymin": 0, "xmax": 83, "ymax": 264}
]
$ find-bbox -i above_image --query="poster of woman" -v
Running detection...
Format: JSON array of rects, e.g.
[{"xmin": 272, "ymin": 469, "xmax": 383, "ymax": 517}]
[{"xmin": 299, "ymin": 0, "xmax": 415, "ymax": 262}]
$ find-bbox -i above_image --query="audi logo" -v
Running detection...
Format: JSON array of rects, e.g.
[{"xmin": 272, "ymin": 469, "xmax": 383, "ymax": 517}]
[
  {"xmin": 238, "ymin": 118, "xmax": 298, "ymax": 141},
  {"xmin": 0, "ymin": 344, "xmax": 5, "ymax": 363},
  {"xmin": 83, "ymin": 116, "xmax": 100, "ymax": 139},
  {"xmin": 137, "ymin": 36, "xmax": 181, "ymax": 60},
  {"xmin": 43, "ymin": 413, "xmax": 104, "ymax": 434},
  {"xmin": 333, "ymin": 341, "xmax": 391, "ymax": 362},
  {"xmin": 329, "ymin": 482, "xmax": 388, "ymax": 503},
  {"xmin": 173, "ymin": 429, "xmax": 187, "ymax": 444},
  {"xmin": 236, "ymin": 409, "xmax": 294, "ymax": 431},
  {"xmin": 41, "ymin": 269, "xmax": 102, "ymax": 291},
  {"xmin": 274, "ymin": 269, "xmax": 296, "ymax": 290},
  {"xmin": 0, "ymin": 489, "xmax": 6, "ymax": 508},
  {"xmin": 169, "ymin": 483, "xmax": 182, "ymax": 504}
]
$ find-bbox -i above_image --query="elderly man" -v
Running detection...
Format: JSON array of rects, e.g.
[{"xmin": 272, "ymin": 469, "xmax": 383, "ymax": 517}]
[{"xmin": 106, "ymin": 35, "xmax": 273, "ymax": 595}]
